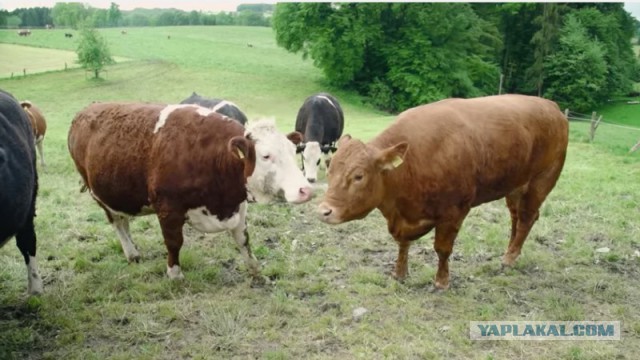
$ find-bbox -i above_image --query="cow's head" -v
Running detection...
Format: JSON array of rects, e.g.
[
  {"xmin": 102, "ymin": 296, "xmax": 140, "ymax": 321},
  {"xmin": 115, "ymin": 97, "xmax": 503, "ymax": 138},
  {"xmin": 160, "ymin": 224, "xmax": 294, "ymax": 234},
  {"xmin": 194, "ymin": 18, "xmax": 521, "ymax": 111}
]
[
  {"xmin": 245, "ymin": 118, "xmax": 312, "ymax": 204},
  {"xmin": 296, "ymin": 142, "xmax": 336, "ymax": 183},
  {"xmin": 318, "ymin": 134, "xmax": 408, "ymax": 224}
]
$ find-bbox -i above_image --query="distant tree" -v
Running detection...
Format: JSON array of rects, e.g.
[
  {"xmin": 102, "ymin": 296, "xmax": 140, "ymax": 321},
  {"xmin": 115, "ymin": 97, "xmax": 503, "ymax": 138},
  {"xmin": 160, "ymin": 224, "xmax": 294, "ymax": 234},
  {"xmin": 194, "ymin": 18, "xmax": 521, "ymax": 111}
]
[
  {"xmin": 107, "ymin": 2, "xmax": 122, "ymax": 27},
  {"xmin": 188, "ymin": 10, "xmax": 202, "ymax": 25},
  {"xmin": 215, "ymin": 12, "xmax": 234, "ymax": 26},
  {"xmin": 52, "ymin": 2, "xmax": 89, "ymax": 29},
  {"xmin": 544, "ymin": 14, "xmax": 607, "ymax": 112},
  {"xmin": 237, "ymin": 4, "xmax": 274, "ymax": 13},
  {"xmin": 0, "ymin": 10, "xmax": 9, "ymax": 27},
  {"xmin": 238, "ymin": 10, "xmax": 268, "ymax": 26},
  {"xmin": 76, "ymin": 26, "xmax": 115, "ymax": 79},
  {"xmin": 89, "ymin": 9, "xmax": 108, "ymax": 27}
]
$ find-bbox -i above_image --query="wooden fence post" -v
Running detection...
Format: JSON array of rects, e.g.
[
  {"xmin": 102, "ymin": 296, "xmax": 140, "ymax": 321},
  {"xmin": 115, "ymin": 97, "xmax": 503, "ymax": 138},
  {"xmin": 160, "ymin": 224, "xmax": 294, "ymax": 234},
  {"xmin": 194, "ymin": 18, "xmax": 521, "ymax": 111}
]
[
  {"xmin": 564, "ymin": 108, "xmax": 569, "ymax": 120},
  {"xmin": 589, "ymin": 112, "xmax": 602, "ymax": 142}
]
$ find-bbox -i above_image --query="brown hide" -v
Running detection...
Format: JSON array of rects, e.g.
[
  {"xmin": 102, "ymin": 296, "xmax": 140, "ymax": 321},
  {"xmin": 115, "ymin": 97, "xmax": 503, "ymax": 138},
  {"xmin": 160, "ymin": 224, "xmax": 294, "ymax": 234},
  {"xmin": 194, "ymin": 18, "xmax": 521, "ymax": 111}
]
[
  {"xmin": 320, "ymin": 94, "xmax": 568, "ymax": 289},
  {"xmin": 20, "ymin": 101, "xmax": 46, "ymax": 141},
  {"xmin": 68, "ymin": 103, "xmax": 254, "ymax": 220}
]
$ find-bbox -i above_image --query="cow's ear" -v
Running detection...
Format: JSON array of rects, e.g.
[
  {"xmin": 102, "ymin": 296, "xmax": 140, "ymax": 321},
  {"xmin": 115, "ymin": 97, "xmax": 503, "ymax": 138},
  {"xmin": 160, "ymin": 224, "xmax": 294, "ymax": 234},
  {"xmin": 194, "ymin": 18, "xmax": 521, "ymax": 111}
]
[
  {"xmin": 20, "ymin": 101, "xmax": 32, "ymax": 109},
  {"xmin": 287, "ymin": 131, "xmax": 304, "ymax": 145},
  {"xmin": 376, "ymin": 142, "xmax": 409, "ymax": 171},
  {"xmin": 228, "ymin": 136, "xmax": 251, "ymax": 161},
  {"xmin": 337, "ymin": 134, "xmax": 352, "ymax": 148}
]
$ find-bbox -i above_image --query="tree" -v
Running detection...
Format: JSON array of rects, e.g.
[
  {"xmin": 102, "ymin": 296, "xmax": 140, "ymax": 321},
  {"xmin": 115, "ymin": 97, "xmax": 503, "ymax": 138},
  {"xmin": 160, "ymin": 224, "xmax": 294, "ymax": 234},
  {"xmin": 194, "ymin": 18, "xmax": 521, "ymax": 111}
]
[
  {"xmin": 273, "ymin": 3, "xmax": 500, "ymax": 112},
  {"xmin": 76, "ymin": 26, "xmax": 115, "ymax": 79},
  {"xmin": 52, "ymin": 2, "xmax": 89, "ymax": 29},
  {"xmin": 107, "ymin": 2, "xmax": 121, "ymax": 27},
  {"xmin": 528, "ymin": 3, "xmax": 562, "ymax": 96},
  {"xmin": 544, "ymin": 15, "xmax": 607, "ymax": 112}
]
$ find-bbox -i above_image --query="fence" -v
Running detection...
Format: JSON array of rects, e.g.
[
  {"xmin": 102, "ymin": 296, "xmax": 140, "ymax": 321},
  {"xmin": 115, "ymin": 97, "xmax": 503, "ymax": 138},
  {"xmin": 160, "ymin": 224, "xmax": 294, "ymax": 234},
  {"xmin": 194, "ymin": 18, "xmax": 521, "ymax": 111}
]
[{"xmin": 564, "ymin": 108, "xmax": 640, "ymax": 152}]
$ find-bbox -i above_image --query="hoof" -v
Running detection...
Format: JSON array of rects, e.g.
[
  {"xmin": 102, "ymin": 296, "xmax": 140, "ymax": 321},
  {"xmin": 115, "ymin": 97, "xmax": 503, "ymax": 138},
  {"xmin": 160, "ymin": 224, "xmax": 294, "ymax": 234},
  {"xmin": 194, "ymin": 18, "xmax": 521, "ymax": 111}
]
[{"xmin": 167, "ymin": 265, "xmax": 184, "ymax": 280}]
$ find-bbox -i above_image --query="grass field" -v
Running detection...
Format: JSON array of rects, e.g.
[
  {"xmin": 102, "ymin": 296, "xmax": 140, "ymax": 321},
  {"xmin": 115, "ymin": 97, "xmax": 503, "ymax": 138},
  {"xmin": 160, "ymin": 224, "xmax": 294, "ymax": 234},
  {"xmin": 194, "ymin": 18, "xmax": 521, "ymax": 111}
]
[{"xmin": 1, "ymin": 26, "xmax": 640, "ymax": 359}]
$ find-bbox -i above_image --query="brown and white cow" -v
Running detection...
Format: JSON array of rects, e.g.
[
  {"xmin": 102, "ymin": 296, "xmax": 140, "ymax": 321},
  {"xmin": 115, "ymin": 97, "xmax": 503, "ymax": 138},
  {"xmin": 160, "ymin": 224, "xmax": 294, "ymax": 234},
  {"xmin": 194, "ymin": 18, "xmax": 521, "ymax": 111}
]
[
  {"xmin": 21, "ymin": 101, "xmax": 47, "ymax": 168},
  {"xmin": 68, "ymin": 103, "xmax": 312, "ymax": 280},
  {"xmin": 318, "ymin": 94, "xmax": 568, "ymax": 290}
]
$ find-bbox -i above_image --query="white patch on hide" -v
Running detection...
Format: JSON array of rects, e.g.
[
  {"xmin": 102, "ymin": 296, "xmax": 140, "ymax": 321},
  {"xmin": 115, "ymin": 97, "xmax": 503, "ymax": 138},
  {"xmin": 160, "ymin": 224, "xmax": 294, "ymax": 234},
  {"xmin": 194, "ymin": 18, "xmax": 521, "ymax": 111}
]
[{"xmin": 186, "ymin": 203, "xmax": 244, "ymax": 233}]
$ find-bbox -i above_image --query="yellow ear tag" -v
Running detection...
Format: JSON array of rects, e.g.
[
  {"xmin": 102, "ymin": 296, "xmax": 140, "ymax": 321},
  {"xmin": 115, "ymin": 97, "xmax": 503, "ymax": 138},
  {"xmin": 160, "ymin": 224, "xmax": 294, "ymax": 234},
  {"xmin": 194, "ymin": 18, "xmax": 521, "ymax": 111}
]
[
  {"xmin": 237, "ymin": 149, "xmax": 245, "ymax": 159},
  {"xmin": 391, "ymin": 155, "xmax": 403, "ymax": 168}
]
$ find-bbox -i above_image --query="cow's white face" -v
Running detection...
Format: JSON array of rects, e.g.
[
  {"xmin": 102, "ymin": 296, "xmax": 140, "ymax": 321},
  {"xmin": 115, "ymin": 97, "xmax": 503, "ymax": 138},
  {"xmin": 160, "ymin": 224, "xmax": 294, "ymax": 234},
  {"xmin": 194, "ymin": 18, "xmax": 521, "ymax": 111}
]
[
  {"xmin": 245, "ymin": 118, "xmax": 312, "ymax": 204},
  {"xmin": 302, "ymin": 141, "xmax": 322, "ymax": 183}
]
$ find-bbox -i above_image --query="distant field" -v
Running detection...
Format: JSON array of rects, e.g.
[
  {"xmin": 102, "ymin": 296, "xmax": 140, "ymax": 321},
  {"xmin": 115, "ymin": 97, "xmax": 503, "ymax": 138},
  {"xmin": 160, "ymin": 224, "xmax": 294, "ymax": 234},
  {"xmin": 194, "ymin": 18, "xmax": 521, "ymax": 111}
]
[
  {"xmin": 1, "ymin": 26, "xmax": 639, "ymax": 359},
  {"xmin": 0, "ymin": 44, "xmax": 80, "ymax": 78}
]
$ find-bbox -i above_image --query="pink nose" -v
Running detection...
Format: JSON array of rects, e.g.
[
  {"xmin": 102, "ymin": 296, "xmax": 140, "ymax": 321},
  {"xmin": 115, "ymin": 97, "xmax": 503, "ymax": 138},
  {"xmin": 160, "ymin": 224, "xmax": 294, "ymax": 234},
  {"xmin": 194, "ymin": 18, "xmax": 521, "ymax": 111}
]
[{"xmin": 298, "ymin": 186, "xmax": 313, "ymax": 202}]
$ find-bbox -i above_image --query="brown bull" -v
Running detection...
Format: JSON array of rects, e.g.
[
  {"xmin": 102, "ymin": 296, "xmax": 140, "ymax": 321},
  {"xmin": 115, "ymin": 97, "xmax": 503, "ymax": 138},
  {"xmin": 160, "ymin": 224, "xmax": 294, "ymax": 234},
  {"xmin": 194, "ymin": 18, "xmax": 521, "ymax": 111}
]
[{"xmin": 318, "ymin": 94, "xmax": 569, "ymax": 290}]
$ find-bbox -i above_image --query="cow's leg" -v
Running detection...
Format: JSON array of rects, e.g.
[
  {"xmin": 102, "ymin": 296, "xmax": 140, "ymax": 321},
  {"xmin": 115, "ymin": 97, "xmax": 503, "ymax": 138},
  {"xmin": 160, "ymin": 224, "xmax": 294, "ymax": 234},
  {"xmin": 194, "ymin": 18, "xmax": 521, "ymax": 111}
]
[
  {"xmin": 505, "ymin": 188, "xmax": 524, "ymax": 243},
  {"xmin": 228, "ymin": 202, "xmax": 261, "ymax": 278},
  {"xmin": 110, "ymin": 213, "xmax": 140, "ymax": 263},
  {"xmin": 393, "ymin": 238, "xmax": 411, "ymax": 281},
  {"xmin": 502, "ymin": 160, "xmax": 565, "ymax": 267},
  {"xmin": 433, "ymin": 215, "xmax": 466, "ymax": 290},
  {"xmin": 157, "ymin": 209, "xmax": 186, "ymax": 279},
  {"xmin": 36, "ymin": 139, "xmax": 45, "ymax": 168},
  {"xmin": 15, "ymin": 218, "xmax": 42, "ymax": 295}
]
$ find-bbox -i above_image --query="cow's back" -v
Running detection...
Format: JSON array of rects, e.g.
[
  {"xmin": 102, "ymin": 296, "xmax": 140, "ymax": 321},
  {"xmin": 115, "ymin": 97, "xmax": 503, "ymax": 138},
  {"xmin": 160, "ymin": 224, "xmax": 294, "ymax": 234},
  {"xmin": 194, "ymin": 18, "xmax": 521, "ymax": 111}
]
[
  {"xmin": 295, "ymin": 93, "xmax": 344, "ymax": 144},
  {"xmin": 374, "ymin": 95, "xmax": 568, "ymax": 208},
  {"xmin": 0, "ymin": 90, "xmax": 37, "ymax": 244},
  {"xmin": 68, "ymin": 102, "xmax": 161, "ymax": 215}
]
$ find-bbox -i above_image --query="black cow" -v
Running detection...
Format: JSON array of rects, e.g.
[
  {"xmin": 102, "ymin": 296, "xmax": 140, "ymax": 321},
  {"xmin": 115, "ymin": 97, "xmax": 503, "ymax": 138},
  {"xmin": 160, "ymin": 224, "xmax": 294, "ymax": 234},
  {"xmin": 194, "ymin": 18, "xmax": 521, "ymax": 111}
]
[
  {"xmin": 295, "ymin": 93, "xmax": 344, "ymax": 183},
  {"xmin": 0, "ymin": 89, "xmax": 42, "ymax": 295},
  {"xmin": 180, "ymin": 92, "xmax": 248, "ymax": 125}
]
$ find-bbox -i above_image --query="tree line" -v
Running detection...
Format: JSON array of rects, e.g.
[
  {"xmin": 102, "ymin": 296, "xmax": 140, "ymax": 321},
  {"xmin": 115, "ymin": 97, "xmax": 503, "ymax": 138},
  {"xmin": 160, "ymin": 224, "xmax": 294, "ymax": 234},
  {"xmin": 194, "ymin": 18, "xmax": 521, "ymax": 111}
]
[
  {"xmin": 0, "ymin": 2, "xmax": 272, "ymax": 29},
  {"xmin": 274, "ymin": 3, "xmax": 640, "ymax": 113}
]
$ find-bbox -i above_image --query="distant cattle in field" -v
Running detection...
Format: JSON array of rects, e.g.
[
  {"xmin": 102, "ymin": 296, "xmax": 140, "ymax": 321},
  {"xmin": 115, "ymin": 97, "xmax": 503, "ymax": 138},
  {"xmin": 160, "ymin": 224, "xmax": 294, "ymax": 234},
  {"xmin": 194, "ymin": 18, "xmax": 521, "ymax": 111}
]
[
  {"xmin": 0, "ymin": 89, "xmax": 42, "ymax": 295},
  {"xmin": 20, "ymin": 101, "xmax": 47, "ymax": 168},
  {"xmin": 180, "ymin": 92, "xmax": 248, "ymax": 125},
  {"xmin": 68, "ymin": 103, "xmax": 312, "ymax": 279},
  {"xmin": 18, "ymin": 30, "xmax": 31, "ymax": 36},
  {"xmin": 65, "ymin": 33, "xmax": 73, "ymax": 38},
  {"xmin": 121, "ymin": 30, "xmax": 127, "ymax": 35},
  {"xmin": 295, "ymin": 93, "xmax": 344, "ymax": 183},
  {"xmin": 318, "ymin": 94, "xmax": 569, "ymax": 290},
  {"xmin": 45, "ymin": 24, "xmax": 54, "ymax": 29}
]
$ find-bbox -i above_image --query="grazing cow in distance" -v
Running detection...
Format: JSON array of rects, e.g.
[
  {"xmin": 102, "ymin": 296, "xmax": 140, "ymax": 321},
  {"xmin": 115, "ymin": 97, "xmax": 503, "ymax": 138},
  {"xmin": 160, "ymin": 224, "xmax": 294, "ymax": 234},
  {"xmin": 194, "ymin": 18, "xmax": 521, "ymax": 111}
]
[
  {"xmin": 64, "ymin": 33, "xmax": 73, "ymax": 38},
  {"xmin": 0, "ymin": 89, "xmax": 42, "ymax": 295},
  {"xmin": 18, "ymin": 30, "xmax": 31, "ymax": 36},
  {"xmin": 318, "ymin": 94, "xmax": 569, "ymax": 291},
  {"xmin": 180, "ymin": 92, "xmax": 248, "ymax": 125},
  {"xmin": 295, "ymin": 93, "xmax": 344, "ymax": 183},
  {"xmin": 121, "ymin": 30, "xmax": 127, "ymax": 35},
  {"xmin": 21, "ymin": 101, "xmax": 47, "ymax": 168},
  {"xmin": 68, "ymin": 103, "xmax": 312, "ymax": 279}
]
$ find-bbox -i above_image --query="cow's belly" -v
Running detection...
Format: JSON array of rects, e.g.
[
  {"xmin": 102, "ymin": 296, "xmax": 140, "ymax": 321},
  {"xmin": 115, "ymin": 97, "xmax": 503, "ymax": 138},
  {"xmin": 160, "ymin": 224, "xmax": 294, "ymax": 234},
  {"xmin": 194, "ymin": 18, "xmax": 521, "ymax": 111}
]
[{"xmin": 186, "ymin": 202, "xmax": 246, "ymax": 233}]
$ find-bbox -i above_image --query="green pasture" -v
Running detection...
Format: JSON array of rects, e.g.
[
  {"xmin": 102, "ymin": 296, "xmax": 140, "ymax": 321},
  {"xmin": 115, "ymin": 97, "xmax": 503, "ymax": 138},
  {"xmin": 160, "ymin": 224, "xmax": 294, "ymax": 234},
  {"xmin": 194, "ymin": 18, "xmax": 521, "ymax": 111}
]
[{"xmin": 1, "ymin": 26, "xmax": 640, "ymax": 359}]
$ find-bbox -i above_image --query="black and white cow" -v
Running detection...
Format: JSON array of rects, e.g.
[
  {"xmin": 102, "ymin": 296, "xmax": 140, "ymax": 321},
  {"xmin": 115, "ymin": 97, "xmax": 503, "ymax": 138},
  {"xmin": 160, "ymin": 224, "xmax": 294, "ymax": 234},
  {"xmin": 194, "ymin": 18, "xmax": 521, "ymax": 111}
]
[
  {"xmin": 0, "ymin": 89, "xmax": 42, "ymax": 295},
  {"xmin": 180, "ymin": 92, "xmax": 248, "ymax": 125},
  {"xmin": 295, "ymin": 93, "xmax": 344, "ymax": 183}
]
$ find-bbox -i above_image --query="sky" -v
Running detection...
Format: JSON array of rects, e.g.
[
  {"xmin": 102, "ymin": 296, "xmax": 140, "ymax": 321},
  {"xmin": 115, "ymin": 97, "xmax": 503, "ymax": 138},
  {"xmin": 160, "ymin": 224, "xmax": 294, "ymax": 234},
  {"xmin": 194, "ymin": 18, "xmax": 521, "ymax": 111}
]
[{"xmin": 0, "ymin": 1, "xmax": 639, "ymax": 20}]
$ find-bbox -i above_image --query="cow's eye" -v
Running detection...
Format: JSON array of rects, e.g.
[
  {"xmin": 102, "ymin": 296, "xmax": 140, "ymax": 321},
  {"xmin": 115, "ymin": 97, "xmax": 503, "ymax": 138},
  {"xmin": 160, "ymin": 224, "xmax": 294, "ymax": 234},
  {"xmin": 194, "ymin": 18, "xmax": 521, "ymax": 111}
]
[
  {"xmin": 354, "ymin": 174, "xmax": 364, "ymax": 181},
  {"xmin": 316, "ymin": 159, "xmax": 321, "ymax": 166},
  {"xmin": 262, "ymin": 154, "xmax": 271, "ymax": 160}
]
